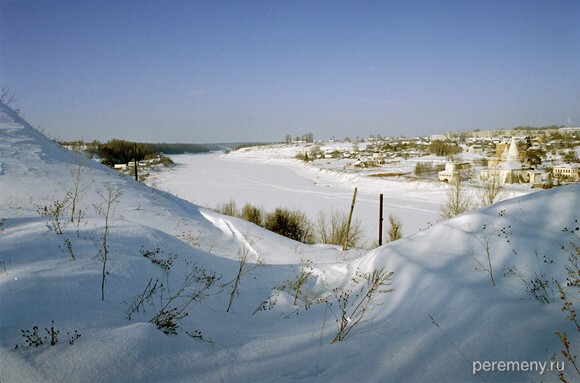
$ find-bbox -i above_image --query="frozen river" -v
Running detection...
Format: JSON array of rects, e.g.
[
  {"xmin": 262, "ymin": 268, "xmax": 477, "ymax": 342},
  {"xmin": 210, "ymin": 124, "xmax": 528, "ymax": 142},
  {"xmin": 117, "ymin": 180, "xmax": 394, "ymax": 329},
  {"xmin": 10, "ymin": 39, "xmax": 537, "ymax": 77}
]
[{"xmin": 148, "ymin": 152, "xmax": 449, "ymax": 245}]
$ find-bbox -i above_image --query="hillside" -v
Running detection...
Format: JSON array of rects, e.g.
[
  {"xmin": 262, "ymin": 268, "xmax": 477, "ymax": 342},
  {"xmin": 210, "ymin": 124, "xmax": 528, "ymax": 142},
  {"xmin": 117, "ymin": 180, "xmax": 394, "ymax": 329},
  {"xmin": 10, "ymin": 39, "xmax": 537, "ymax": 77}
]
[{"xmin": 0, "ymin": 103, "xmax": 578, "ymax": 383}]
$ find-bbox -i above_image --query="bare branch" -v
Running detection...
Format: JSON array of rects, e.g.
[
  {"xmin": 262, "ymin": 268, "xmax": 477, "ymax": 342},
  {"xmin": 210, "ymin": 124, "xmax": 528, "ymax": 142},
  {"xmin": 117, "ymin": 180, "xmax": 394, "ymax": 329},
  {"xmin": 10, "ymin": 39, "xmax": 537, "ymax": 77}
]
[{"xmin": 0, "ymin": 86, "xmax": 16, "ymax": 105}]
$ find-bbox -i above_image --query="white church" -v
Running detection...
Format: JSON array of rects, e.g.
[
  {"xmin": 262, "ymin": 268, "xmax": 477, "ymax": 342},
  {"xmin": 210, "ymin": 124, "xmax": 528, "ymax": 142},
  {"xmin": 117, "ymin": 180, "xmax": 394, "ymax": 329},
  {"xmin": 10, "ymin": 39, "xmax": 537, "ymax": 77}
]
[{"xmin": 481, "ymin": 137, "xmax": 537, "ymax": 184}]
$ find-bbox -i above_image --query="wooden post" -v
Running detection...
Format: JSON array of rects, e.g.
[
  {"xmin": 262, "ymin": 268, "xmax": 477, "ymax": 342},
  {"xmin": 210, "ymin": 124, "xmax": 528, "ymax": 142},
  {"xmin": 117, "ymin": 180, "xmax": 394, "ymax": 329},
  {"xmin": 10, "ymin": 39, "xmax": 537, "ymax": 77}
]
[
  {"xmin": 343, "ymin": 187, "xmax": 358, "ymax": 251},
  {"xmin": 133, "ymin": 143, "xmax": 139, "ymax": 181},
  {"xmin": 378, "ymin": 194, "xmax": 384, "ymax": 246}
]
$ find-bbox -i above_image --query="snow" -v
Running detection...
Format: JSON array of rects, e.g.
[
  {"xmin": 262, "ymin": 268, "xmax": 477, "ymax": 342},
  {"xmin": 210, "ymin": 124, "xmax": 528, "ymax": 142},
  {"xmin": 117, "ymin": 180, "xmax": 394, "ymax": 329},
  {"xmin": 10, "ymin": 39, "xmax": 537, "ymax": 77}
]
[
  {"xmin": 1, "ymin": 102, "xmax": 579, "ymax": 382},
  {"xmin": 146, "ymin": 147, "xmax": 529, "ymax": 246}
]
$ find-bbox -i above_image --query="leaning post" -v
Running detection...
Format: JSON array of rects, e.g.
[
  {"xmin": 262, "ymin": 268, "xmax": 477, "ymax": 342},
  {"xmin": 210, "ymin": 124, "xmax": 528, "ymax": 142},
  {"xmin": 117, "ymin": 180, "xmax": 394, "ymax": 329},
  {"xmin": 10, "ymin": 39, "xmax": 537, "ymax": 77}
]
[{"xmin": 343, "ymin": 187, "xmax": 358, "ymax": 251}]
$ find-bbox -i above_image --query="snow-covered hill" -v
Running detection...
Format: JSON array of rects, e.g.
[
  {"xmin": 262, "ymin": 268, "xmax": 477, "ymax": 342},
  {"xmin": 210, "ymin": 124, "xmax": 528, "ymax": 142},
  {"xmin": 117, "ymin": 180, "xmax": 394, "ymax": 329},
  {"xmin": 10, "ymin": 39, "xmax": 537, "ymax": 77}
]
[{"xmin": 1, "ymin": 103, "xmax": 578, "ymax": 382}]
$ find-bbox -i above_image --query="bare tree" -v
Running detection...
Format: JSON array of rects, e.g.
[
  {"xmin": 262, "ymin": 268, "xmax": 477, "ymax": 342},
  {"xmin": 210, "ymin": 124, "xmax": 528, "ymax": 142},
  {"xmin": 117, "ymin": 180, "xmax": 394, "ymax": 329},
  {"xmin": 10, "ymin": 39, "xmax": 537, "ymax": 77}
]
[
  {"xmin": 0, "ymin": 86, "xmax": 16, "ymax": 105},
  {"xmin": 302, "ymin": 133, "xmax": 314, "ymax": 143},
  {"xmin": 477, "ymin": 170, "xmax": 503, "ymax": 206},
  {"xmin": 97, "ymin": 184, "xmax": 123, "ymax": 301},
  {"xmin": 439, "ymin": 177, "xmax": 472, "ymax": 220},
  {"xmin": 68, "ymin": 161, "xmax": 93, "ymax": 224}
]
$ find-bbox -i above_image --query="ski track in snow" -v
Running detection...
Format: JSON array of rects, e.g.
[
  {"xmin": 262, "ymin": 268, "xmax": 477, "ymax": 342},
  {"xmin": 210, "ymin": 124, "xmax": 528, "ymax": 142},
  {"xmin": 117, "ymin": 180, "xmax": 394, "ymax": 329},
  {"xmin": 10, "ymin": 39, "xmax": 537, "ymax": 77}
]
[{"xmin": 148, "ymin": 152, "xmax": 458, "ymax": 243}]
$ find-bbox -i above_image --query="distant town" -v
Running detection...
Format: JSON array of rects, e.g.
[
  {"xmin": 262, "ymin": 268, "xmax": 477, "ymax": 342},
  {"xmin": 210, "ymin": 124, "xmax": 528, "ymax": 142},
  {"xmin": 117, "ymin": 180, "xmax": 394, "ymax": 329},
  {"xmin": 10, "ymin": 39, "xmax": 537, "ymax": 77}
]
[
  {"xmin": 61, "ymin": 125, "xmax": 580, "ymax": 188},
  {"xmin": 288, "ymin": 125, "xmax": 580, "ymax": 188}
]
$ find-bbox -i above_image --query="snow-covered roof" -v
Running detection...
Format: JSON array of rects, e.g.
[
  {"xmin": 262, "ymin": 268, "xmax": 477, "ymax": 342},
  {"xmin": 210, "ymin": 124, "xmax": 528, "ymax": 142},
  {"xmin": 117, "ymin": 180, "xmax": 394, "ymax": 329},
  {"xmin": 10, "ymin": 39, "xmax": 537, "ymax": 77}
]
[
  {"xmin": 500, "ymin": 160, "xmax": 523, "ymax": 170},
  {"xmin": 554, "ymin": 163, "xmax": 580, "ymax": 169},
  {"xmin": 506, "ymin": 136, "xmax": 520, "ymax": 162}
]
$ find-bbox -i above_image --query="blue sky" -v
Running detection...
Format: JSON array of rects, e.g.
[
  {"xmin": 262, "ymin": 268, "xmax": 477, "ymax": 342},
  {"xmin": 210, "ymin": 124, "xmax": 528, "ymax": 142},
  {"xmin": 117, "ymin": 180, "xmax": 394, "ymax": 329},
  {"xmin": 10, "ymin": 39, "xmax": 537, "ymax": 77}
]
[{"xmin": 1, "ymin": 1, "xmax": 579, "ymax": 143}]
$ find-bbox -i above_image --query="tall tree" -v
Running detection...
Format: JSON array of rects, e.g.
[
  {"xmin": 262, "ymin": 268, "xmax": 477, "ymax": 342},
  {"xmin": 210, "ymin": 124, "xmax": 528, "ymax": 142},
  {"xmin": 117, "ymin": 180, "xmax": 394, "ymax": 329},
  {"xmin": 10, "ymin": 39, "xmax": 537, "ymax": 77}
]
[
  {"xmin": 478, "ymin": 171, "xmax": 503, "ymax": 206},
  {"xmin": 439, "ymin": 178, "xmax": 472, "ymax": 220}
]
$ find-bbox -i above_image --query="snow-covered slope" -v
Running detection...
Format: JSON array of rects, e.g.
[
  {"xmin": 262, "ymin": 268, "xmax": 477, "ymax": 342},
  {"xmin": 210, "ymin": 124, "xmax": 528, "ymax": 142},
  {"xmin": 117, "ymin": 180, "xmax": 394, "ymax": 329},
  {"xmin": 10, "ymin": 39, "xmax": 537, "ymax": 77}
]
[{"xmin": 1, "ymin": 103, "xmax": 578, "ymax": 383}]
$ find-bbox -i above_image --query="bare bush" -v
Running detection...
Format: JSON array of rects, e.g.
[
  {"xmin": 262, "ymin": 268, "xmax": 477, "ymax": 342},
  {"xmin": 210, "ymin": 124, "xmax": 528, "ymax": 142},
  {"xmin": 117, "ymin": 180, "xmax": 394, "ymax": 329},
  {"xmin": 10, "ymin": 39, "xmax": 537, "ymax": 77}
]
[
  {"xmin": 553, "ymin": 243, "xmax": 580, "ymax": 382},
  {"xmin": 331, "ymin": 268, "xmax": 394, "ymax": 343},
  {"xmin": 225, "ymin": 236, "xmax": 262, "ymax": 312},
  {"xmin": 316, "ymin": 209, "xmax": 362, "ymax": 248},
  {"xmin": 264, "ymin": 208, "xmax": 314, "ymax": 244},
  {"xmin": 469, "ymin": 227, "xmax": 496, "ymax": 287},
  {"xmin": 150, "ymin": 262, "xmax": 219, "ymax": 333},
  {"xmin": 414, "ymin": 162, "xmax": 435, "ymax": 176},
  {"xmin": 125, "ymin": 278, "xmax": 162, "ymax": 320},
  {"xmin": 240, "ymin": 203, "xmax": 264, "ymax": 226},
  {"xmin": 504, "ymin": 250, "xmax": 556, "ymax": 304},
  {"xmin": 387, "ymin": 214, "xmax": 403, "ymax": 242},
  {"xmin": 36, "ymin": 194, "xmax": 76, "ymax": 260},
  {"xmin": 215, "ymin": 199, "xmax": 239, "ymax": 217},
  {"xmin": 309, "ymin": 145, "xmax": 324, "ymax": 159},
  {"xmin": 37, "ymin": 195, "xmax": 70, "ymax": 236},
  {"xmin": 290, "ymin": 260, "xmax": 315, "ymax": 305}
]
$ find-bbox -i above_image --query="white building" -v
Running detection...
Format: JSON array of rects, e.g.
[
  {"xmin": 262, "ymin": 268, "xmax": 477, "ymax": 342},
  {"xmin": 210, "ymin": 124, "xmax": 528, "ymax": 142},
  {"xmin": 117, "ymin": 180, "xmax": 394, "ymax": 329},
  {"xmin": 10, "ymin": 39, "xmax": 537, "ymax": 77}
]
[
  {"xmin": 553, "ymin": 163, "xmax": 580, "ymax": 181},
  {"xmin": 481, "ymin": 137, "xmax": 531, "ymax": 184},
  {"xmin": 438, "ymin": 162, "xmax": 460, "ymax": 182},
  {"xmin": 430, "ymin": 134, "xmax": 448, "ymax": 141}
]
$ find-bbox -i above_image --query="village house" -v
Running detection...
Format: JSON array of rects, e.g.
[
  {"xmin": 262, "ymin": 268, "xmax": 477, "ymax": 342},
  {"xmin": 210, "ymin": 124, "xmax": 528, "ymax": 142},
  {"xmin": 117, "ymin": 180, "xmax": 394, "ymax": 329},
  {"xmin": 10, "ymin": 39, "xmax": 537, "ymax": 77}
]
[{"xmin": 553, "ymin": 163, "xmax": 580, "ymax": 181}]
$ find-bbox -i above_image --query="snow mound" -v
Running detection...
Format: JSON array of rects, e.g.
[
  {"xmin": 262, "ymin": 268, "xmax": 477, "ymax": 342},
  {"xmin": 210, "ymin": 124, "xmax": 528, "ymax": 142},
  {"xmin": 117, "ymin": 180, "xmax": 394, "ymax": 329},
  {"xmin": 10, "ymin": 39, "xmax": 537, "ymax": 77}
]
[{"xmin": 1, "ymin": 103, "xmax": 578, "ymax": 383}]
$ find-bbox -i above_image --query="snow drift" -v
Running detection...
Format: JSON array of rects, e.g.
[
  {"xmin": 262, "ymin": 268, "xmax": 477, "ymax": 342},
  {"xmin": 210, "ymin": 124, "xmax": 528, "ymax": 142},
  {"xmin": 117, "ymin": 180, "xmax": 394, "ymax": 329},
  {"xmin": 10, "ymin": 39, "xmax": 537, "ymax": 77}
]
[{"xmin": 1, "ymin": 103, "xmax": 578, "ymax": 382}]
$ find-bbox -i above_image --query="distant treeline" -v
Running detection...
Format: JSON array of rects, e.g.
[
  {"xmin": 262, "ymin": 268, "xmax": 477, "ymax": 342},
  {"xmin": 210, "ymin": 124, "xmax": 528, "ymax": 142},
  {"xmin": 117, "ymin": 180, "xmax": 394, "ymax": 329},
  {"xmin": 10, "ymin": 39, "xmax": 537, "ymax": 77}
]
[
  {"xmin": 60, "ymin": 139, "xmax": 183, "ymax": 166},
  {"xmin": 429, "ymin": 140, "xmax": 461, "ymax": 157},
  {"xmin": 60, "ymin": 139, "xmax": 276, "ymax": 161},
  {"xmin": 148, "ymin": 143, "xmax": 212, "ymax": 154},
  {"xmin": 98, "ymin": 140, "xmax": 156, "ymax": 166},
  {"xmin": 230, "ymin": 142, "xmax": 277, "ymax": 150},
  {"xmin": 150, "ymin": 142, "xmax": 276, "ymax": 153}
]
